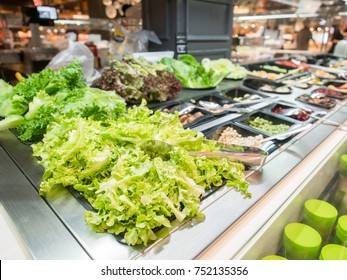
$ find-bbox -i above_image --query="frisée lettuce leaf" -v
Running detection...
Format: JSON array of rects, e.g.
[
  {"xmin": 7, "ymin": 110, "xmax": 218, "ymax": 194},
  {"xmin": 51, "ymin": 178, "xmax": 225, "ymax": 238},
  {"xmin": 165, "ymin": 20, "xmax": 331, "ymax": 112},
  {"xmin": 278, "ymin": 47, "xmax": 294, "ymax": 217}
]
[
  {"xmin": 0, "ymin": 61, "xmax": 126, "ymax": 142},
  {"xmin": 201, "ymin": 58, "xmax": 249, "ymax": 80},
  {"xmin": 33, "ymin": 102, "xmax": 250, "ymax": 246},
  {"xmin": 160, "ymin": 54, "xmax": 231, "ymax": 89}
]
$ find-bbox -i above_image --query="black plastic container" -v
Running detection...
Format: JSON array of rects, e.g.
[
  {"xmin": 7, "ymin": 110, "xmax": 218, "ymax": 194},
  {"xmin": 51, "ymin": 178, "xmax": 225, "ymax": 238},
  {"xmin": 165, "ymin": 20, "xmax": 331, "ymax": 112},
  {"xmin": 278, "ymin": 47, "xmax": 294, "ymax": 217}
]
[
  {"xmin": 235, "ymin": 111, "xmax": 298, "ymax": 137},
  {"xmin": 296, "ymin": 93, "xmax": 337, "ymax": 109},
  {"xmin": 266, "ymin": 103, "xmax": 315, "ymax": 123},
  {"xmin": 189, "ymin": 93, "xmax": 238, "ymax": 116},
  {"xmin": 323, "ymin": 80, "xmax": 347, "ymax": 88},
  {"xmin": 202, "ymin": 121, "xmax": 277, "ymax": 154},
  {"xmin": 243, "ymin": 61, "xmax": 297, "ymax": 74},
  {"xmin": 311, "ymin": 87, "xmax": 347, "ymax": 100},
  {"xmin": 157, "ymin": 100, "xmax": 214, "ymax": 128},
  {"xmin": 243, "ymin": 76, "xmax": 292, "ymax": 94},
  {"xmin": 222, "ymin": 87, "xmax": 269, "ymax": 102}
]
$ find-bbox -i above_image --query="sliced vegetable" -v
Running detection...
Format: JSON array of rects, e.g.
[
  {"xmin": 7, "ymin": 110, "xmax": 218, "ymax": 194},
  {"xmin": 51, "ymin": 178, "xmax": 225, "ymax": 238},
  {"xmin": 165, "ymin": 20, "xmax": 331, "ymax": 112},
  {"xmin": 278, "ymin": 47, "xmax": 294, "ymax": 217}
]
[{"xmin": 246, "ymin": 117, "xmax": 290, "ymax": 135}]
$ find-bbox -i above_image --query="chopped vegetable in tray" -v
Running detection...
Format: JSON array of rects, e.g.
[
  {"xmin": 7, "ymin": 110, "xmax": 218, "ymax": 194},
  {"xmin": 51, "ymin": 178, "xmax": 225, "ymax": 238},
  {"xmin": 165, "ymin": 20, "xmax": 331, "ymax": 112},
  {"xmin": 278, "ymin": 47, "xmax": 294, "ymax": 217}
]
[
  {"xmin": 297, "ymin": 94, "xmax": 335, "ymax": 107},
  {"xmin": 271, "ymin": 106, "xmax": 311, "ymax": 121},
  {"xmin": 261, "ymin": 65, "xmax": 288, "ymax": 73},
  {"xmin": 179, "ymin": 111, "xmax": 204, "ymax": 125},
  {"xmin": 313, "ymin": 88, "xmax": 346, "ymax": 99},
  {"xmin": 275, "ymin": 60, "xmax": 312, "ymax": 70},
  {"xmin": 250, "ymin": 70, "xmax": 285, "ymax": 80},
  {"xmin": 327, "ymin": 84, "xmax": 347, "ymax": 93},
  {"xmin": 314, "ymin": 70, "xmax": 337, "ymax": 79},
  {"xmin": 33, "ymin": 102, "xmax": 250, "ymax": 246},
  {"xmin": 218, "ymin": 127, "xmax": 264, "ymax": 148},
  {"xmin": 246, "ymin": 117, "xmax": 290, "ymax": 135}
]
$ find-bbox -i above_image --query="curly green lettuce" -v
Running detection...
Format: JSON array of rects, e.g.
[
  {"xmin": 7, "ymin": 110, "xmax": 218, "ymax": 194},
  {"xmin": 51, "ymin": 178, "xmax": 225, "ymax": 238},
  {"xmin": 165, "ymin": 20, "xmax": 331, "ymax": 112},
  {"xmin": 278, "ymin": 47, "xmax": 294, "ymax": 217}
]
[
  {"xmin": 33, "ymin": 102, "xmax": 250, "ymax": 246},
  {"xmin": 0, "ymin": 61, "xmax": 126, "ymax": 142},
  {"xmin": 160, "ymin": 54, "xmax": 232, "ymax": 89}
]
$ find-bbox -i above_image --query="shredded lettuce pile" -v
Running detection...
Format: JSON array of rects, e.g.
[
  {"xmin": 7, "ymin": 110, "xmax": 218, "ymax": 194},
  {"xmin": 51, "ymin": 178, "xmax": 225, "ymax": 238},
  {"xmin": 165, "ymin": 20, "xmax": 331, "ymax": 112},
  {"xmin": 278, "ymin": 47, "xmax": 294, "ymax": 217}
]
[{"xmin": 33, "ymin": 103, "xmax": 250, "ymax": 246}]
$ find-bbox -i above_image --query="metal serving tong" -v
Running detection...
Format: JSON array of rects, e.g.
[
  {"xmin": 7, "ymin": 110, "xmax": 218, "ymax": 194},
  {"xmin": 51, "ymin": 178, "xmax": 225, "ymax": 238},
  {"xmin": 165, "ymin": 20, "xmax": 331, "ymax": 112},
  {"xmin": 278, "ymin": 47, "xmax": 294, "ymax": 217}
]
[{"xmin": 141, "ymin": 139, "xmax": 268, "ymax": 167}]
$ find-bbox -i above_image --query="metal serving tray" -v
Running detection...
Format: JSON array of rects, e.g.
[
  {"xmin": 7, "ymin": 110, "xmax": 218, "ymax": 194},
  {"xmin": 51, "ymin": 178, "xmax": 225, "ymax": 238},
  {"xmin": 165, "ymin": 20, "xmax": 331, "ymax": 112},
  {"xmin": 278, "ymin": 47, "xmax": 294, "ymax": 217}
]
[{"xmin": 0, "ymin": 82, "xmax": 346, "ymax": 260}]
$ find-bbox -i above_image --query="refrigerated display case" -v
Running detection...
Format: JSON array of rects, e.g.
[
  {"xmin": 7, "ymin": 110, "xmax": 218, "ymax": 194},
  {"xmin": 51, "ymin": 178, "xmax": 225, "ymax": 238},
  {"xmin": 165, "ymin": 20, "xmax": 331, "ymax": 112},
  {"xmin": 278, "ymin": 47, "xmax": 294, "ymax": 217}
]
[
  {"xmin": 0, "ymin": 58, "xmax": 347, "ymax": 260},
  {"xmin": 198, "ymin": 122, "xmax": 347, "ymax": 260}
]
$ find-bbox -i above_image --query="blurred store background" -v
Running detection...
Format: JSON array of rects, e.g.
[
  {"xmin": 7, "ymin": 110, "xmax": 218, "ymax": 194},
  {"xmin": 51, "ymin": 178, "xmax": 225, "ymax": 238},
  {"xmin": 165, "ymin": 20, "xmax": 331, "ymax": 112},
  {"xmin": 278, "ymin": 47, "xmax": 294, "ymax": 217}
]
[{"xmin": 1, "ymin": 0, "xmax": 347, "ymax": 82}]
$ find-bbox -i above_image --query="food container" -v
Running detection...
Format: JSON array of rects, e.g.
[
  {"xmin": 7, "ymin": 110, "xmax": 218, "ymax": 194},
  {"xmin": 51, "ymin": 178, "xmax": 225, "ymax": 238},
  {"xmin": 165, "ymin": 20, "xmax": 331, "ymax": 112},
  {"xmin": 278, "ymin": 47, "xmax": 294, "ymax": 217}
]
[
  {"xmin": 190, "ymin": 93, "xmax": 238, "ymax": 116},
  {"xmin": 277, "ymin": 72, "xmax": 313, "ymax": 89},
  {"xmin": 296, "ymin": 93, "xmax": 336, "ymax": 109},
  {"xmin": 236, "ymin": 111, "xmax": 298, "ymax": 137},
  {"xmin": 268, "ymin": 103, "xmax": 314, "ymax": 122},
  {"xmin": 244, "ymin": 61, "xmax": 297, "ymax": 74},
  {"xmin": 335, "ymin": 215, "xmax": 347, "ymax": 246},
  {"xmin": 311, "ymin": 87, "xmax": 347, "ymax": 100},
  {"xmin": 222, "ymin": 87, "xmax": 268, "ymax": 103},
  {"xmin": 303, "ymin": 199, "xmax": 338, "ymax": 244},
  {"xmin": 242, "ymin": 76, "xmax": 292, "ymax": 94},
  {"xmin": 274, "ymin": 59, "xmax": 312, "ymax": 70},
  {"xmin": 261, "ymin": 255, "xmax": 287, "ymax": 260},
  {"xmin": 313, "ymin": 69, "xmax": 338, "ymax": 80},
  {"xmin": 243, "ymin": 61, "xmax": 305, "ymax": 82},
  {"xmin": 319, "ymin": 244, "xmax": 347, "ymax": 260},
  {"xmin": 158, "ymin": 101, "xmax": 214, "ymax": 128},
  {"xmin": 323, "ymin": 79, "xmax": 347, "ymax": 93},
  {"xmin": 202, "ymin": 121, "xmax": 277, "ymax": 154},
  {"xmin": 283, "ymin": 223, "xmax": 322, "ymax": 260}
]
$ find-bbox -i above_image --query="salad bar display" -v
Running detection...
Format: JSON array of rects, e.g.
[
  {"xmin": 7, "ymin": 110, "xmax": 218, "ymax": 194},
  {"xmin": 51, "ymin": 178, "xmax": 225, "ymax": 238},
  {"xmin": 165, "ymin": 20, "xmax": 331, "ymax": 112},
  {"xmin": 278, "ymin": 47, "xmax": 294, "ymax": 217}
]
[{"xmin": 0, "ymin": 54, "xmax": 346, "ymax": 260}]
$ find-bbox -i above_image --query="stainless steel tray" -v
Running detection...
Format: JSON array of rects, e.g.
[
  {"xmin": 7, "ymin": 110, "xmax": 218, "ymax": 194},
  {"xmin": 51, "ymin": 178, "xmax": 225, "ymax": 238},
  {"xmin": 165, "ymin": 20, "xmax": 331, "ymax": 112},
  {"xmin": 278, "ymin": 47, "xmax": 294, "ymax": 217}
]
[{"xmin": 0, "ymin": 85, "xmax": 346, "ymax": 260}]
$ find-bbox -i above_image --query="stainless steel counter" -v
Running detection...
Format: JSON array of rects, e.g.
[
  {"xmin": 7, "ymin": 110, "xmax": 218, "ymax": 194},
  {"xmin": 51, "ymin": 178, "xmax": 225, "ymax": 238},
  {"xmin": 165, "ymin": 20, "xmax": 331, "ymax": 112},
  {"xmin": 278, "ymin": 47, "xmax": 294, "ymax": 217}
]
[{"xmin": 0, "ymin": 80, "xmax": 346, "ymax": 259}]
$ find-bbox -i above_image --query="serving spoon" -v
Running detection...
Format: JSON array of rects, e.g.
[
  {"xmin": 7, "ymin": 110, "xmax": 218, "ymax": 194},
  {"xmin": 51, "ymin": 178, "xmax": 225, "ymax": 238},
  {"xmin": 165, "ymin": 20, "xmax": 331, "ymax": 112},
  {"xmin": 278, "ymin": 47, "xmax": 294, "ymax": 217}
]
[
  {"xmin": 199, "ymin": 97, "xmax": 275, "ymax": 111},
  {"xmin": 197, "ymin": 100, "xmax": 250, "ymax": 111},
  {"xmin": 233, "ymin": 94, "xmax": 265, "ymax": 102},
  {"xmin": 279, "ymin": 108, "xmax": 347, "ymax": 129},
  {"xmin": 141, "ymin": 139, "xmax": 268, "ymax": 167},
  {"xmin": 170, "ymin": 102, "xmax": 251, "ymax": 116},
  {"xmin": 260, "ymin": 123, "xmax": 312, "ymax": 143}
]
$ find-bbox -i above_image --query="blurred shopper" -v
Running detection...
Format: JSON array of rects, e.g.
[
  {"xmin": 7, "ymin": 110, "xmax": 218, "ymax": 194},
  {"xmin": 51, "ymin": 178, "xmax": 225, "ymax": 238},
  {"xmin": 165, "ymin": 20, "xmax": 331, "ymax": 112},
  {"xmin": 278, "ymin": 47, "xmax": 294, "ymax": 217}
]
[
  {"xmin": 246, "ymin": 19, "xmax": 283, "ymax": 49},
  {"xmin": 328, "ymin": 25, "xmax": 345, "ymax": 53},
  {"xmin": 262, "ymin": 19, "xmax": 283, "ymax": 49},
  {"xmin": 296, "ymin": 19, "xmax": 317, "ymax": 50}
]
